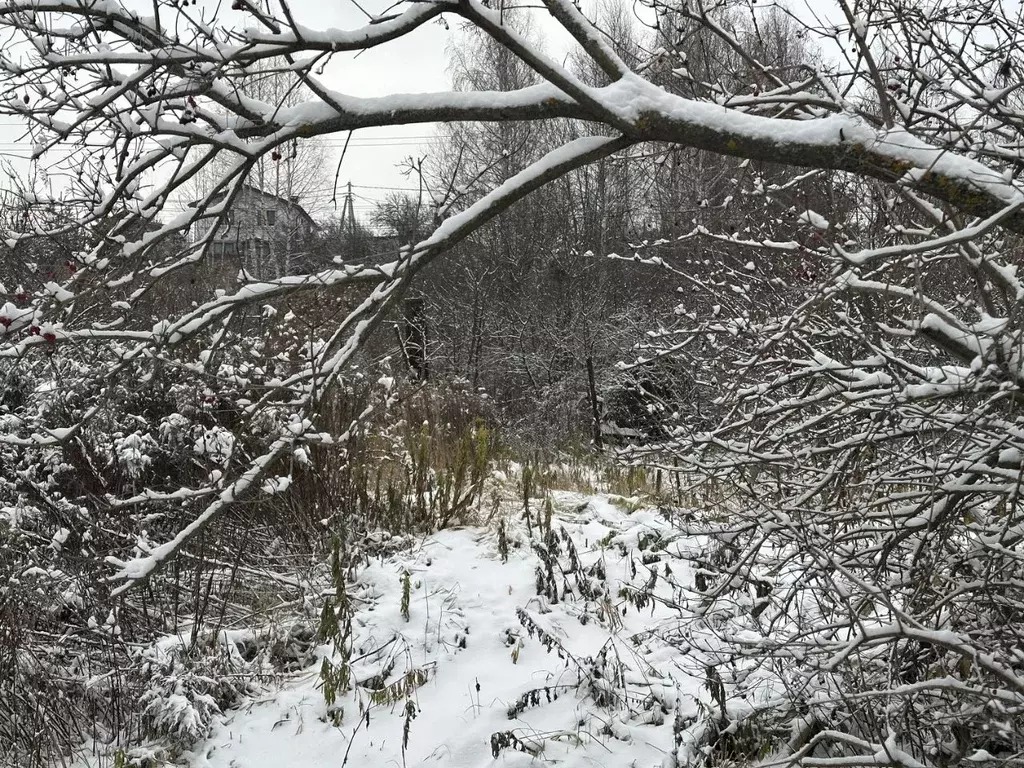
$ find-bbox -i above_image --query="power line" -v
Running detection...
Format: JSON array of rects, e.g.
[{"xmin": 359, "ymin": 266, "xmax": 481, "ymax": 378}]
[{"xmin": 350, "ymin": 183, "xmax": 427, "ymax": 192}]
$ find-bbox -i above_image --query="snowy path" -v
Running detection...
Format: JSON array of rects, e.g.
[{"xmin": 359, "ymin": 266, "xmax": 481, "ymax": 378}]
[{"xmin": 187, "ymin": 494, "xmax": 706, "ymax": 768}]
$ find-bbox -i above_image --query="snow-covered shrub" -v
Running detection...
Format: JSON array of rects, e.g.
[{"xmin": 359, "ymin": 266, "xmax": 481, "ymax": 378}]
[
  {"xmin": 0, "ymin": 343, "xmax": 327, "ymax": 765},
  {"xmin": 0, "ymin": 275, "xmax": 501, "ymax": 767},
  {"xmin": 192, "ymin": 426, "xmax": 236, "ymax": 466},
  {"xmin": 137, "ymin": 637, "xmax": 254, "ymax": 751},
  {"xmin": 112, "ymin": 430, "xmax": 158, "ymax": 482}
]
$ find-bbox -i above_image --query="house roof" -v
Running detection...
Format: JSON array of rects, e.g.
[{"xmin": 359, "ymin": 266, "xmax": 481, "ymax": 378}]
[
  {"xmin": 235, "ymin": 184, "xmax": 317, "ymax": 229},
  {"xmin": 190, "ymin": 184, "xmax": 318, "ymax": 229}
]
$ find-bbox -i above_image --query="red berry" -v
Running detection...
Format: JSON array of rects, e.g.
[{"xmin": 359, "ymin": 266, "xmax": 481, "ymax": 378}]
[
  {"xmin": 0, "ymin": 316, "xmax": 9, "ymax": 329},
  {"xmin": 15, "ymin": 292, "xmax": 27, "ymax": 303},
  {"xmin": 42, "ymin": 331, "xmax": 56, "ymax": 342},
  {"xmin": 28, "ymin": 325, "xmax": 40, "ymax": 336}
]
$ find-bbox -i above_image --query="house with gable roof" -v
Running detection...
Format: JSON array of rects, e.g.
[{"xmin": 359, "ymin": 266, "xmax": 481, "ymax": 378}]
[{"xmin": 194, "ymin": 185, "xmax": 318, "ymax": 279}]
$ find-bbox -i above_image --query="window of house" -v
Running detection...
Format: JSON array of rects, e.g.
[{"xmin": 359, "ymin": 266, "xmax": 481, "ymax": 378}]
[
  {"xmin": 265, "ymin": 209, "xmax": 276, "ymax": 226},
  {"xmin": 210, "ymin": 239, "xmax": 241, "ymax": 258}
]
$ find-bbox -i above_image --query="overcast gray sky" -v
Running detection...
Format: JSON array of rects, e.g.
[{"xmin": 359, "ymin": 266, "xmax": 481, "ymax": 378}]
[
  {"xmin": 0, "ymin": 0, "xmax": 840, "ymax": 225},
  {"xmin": 256, "ymin": 0, "xmax": 834, "ymax": 223},
  {"xmin": 274, "ymin": 0, "xmax": 582, "ymax": 223},
  {"xmin": 0, "ymin": 0, "xmax": 568, "ymax": 224},
  {"xmin": 264, "ymin": 0, "xmax": 456, "ymax": 221},
  {"xmin": 0, "ymin": 0, "xmax": 458, "ymax": 222}
]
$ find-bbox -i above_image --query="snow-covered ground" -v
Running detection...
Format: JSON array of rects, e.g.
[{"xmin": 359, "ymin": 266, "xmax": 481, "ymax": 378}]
[{"xmin": 180, "ymin": 493, "xmax": 712, "ymax": 768}]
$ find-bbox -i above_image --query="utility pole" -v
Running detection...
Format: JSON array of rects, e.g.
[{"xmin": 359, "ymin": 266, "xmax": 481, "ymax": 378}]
[{"xmin": 340, "ymin": 181, "xmax": 357, "ymax": 238}]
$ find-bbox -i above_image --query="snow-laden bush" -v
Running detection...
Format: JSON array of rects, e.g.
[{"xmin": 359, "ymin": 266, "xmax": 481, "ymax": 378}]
[
  {"xmin": 1, "ymin": 341, "xmax": 498, "ymax": 765},
  {"xmin": 137, "ymin": 636, "xmax": 254, "ymax": 750},
  {"xmin": 0, "ymin": 347, "xmax": 326, "ymax": 765}
]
